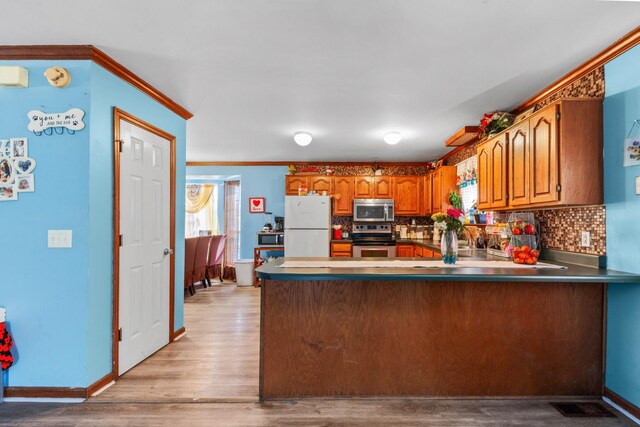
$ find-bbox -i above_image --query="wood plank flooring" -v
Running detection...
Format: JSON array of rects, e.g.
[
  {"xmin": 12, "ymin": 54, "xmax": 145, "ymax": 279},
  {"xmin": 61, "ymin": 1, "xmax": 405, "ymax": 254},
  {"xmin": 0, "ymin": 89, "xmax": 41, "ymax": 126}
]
[
  {"xmin": 93, "ymin": 283, "xmax": 260, "ymax": 401},
  {"xmin": 1, "ymin": 399, "xmax": 635, "ymax": 426}
]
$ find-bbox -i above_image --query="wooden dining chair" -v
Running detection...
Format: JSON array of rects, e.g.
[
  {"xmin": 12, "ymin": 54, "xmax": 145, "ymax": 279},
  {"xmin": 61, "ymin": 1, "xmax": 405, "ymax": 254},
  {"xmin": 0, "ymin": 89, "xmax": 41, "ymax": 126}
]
[
  {"xmin": 206, "ymin": 234, "xmax": 226, "ymax": 284},
  {"xmin": 184, "ymin": 237, "xmax": 199, "ymax": 295},
  {"xmin": 193, "ymin": 236, "xmax": 212, "ymax": 288}
]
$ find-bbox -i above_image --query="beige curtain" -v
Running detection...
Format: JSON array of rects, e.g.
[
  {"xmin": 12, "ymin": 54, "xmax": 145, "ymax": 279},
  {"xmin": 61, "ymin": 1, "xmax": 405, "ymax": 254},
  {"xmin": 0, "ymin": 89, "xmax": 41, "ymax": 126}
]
[
  {"xmin": 224, "ymin": 180, "xmax": 241, "ymax": 270},
  {"xmin": 186, "ymin": 184, "xmax": 214, "ymax": 213}
]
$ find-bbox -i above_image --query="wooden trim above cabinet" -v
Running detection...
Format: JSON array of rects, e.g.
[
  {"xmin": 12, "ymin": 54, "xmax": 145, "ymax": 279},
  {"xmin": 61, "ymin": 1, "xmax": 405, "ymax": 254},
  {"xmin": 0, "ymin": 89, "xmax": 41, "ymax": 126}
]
[
  {"xmin": 0, "ymin": 45, "xmax": 193, "ymax": 120},
  {"xmin": 187, "ymin": 161, "xmax": 429, "ymax": 166}
]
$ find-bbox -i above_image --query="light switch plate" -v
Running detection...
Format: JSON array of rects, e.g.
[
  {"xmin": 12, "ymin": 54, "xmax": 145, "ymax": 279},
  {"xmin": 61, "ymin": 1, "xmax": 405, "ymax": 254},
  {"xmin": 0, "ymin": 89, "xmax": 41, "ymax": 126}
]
[
  {"xmin": 636, "ymin": 176, "xmax": 640, "ymax": 195},
  {"xmin": 48, "ymin": 230, "xmax": 72, "ymax": 248}
]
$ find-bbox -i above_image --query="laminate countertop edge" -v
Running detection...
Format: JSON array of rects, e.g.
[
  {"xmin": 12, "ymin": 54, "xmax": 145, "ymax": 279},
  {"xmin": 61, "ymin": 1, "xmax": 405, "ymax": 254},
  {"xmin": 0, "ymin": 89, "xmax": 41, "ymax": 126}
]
[{"xmin": 256, "ymin": 258, "xmax": 640, "ymax": 284}]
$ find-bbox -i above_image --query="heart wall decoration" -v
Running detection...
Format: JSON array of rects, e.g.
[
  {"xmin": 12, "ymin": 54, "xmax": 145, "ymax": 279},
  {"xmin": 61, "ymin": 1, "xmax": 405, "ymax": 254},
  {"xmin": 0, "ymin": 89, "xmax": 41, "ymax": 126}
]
[
  {"xmin": 248, "ymin": 197, "xmax": 265, "ymax": 213},
  {"xmin": 0, "ymin": 137, "xmax": 36, "ymax": 202},
  {"xmin": 14, "ymin": 157, "xmax": 36, "ymax": 175}
]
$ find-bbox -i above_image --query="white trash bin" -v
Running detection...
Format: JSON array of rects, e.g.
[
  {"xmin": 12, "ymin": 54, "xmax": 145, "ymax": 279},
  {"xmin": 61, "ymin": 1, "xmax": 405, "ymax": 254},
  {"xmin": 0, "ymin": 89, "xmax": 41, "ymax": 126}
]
[{"xmin": 235, "ymin": 259, "xmax": 254, "ymax": 287}]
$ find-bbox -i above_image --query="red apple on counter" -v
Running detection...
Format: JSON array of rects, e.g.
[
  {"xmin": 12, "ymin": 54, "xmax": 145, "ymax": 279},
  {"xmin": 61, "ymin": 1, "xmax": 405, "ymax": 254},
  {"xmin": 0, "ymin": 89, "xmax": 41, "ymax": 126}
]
[
  {"xmin": 524, "ymin": 224, "xmax": 536, "ymax": 235},
  {"xmin": 512, "ymin": 227, "xmax": 522, "ymax": 235}
]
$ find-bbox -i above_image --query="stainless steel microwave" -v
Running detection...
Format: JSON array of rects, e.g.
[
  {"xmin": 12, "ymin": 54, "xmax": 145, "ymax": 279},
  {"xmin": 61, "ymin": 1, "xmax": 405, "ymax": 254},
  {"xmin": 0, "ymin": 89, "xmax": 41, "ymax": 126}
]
[
  {"xmin": 353, "ymin": 199, "xmax": 395, "ymax": 222},
  {"xmin": 257, "ymin": 232, "xmax": 284, "ymax": 246}
]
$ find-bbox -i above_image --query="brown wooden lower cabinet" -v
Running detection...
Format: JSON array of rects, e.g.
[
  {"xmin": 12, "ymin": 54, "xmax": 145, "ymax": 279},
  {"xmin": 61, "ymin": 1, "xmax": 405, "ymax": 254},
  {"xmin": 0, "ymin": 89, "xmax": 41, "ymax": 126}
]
[
  {"xmin": 260, "ymin": 280, "xmax": 604, "ymax": 398},
  {"xmin": 397, "ymin": 243, "xmax": 436, "ymax": 258},
  {"xmin": 331, "ymin": 242, "xmax": 352, "ymax": 257}
]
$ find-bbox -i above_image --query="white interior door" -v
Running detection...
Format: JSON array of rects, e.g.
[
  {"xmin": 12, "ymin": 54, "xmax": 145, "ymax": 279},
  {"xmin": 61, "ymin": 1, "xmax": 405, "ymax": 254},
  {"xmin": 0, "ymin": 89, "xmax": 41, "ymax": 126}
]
[{"xmin": 119, "ymin": 119, "xmax": 171, "ymax": 376}]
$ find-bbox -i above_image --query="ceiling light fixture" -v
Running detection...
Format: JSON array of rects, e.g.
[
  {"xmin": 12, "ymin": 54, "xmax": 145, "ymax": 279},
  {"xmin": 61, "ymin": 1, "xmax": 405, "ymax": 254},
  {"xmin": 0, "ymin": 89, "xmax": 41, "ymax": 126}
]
[
  {"xmin": 384, "ymin": 132, "xmax": 402, "ymax": 145},
  {"xmin": 294, "ymin": 131, "xmax": 313, "ymax": 146}
]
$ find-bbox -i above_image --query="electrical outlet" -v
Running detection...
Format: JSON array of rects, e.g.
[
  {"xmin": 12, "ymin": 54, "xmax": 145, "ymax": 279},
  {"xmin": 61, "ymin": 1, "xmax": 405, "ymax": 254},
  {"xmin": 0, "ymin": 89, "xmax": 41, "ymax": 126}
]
[{"xmin": 581, "ymin": 231, "xmax": 591, "ymax": 248}]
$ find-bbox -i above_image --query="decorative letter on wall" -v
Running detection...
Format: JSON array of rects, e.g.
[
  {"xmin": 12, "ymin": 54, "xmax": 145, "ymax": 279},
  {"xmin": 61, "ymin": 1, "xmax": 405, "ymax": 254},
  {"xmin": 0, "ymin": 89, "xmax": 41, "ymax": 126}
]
[
  {"xmin": 0, "ymin": 137, "xmax": 36, "ymax": 201},
  {"xmin": 27, "ymin": 108, "xmax": 85, "ymax": 136}
]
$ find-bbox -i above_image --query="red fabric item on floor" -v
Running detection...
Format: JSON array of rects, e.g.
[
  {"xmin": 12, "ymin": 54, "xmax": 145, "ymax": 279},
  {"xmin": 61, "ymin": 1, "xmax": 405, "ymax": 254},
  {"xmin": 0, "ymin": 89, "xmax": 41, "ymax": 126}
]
[{"xmin": 0, "ymin": 322, "xmax": 13, "ymax": 370}]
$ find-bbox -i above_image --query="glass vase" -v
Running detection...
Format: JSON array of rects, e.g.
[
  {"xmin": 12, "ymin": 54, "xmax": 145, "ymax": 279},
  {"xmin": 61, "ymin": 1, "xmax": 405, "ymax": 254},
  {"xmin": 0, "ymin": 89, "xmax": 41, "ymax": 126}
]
[{"xmin": 441, "ymin": 230, "xmax": 458, "ymax": 265}]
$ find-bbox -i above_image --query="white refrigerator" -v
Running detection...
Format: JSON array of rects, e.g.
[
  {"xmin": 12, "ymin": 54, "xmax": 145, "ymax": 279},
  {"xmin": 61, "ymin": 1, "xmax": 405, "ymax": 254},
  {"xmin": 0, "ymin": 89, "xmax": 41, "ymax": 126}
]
[{"xmin": 284, "ymin": 196, "xmax": 331, "ymax": 257}]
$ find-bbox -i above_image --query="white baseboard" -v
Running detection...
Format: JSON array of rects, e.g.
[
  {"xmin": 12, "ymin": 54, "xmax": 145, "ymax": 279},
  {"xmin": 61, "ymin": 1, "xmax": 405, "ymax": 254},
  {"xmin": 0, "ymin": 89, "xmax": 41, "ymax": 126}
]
[{"xmin": 2, "ymin": 397, "xmax": 85, "ymax": 403}]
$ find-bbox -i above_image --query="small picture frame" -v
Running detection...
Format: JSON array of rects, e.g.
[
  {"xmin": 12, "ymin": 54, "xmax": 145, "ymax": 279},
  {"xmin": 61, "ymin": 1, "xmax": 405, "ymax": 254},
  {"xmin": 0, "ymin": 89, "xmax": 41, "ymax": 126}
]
[
  {"xmin": 16, "ymin": 174, "xmax": 34, "ymax": 192},
  {"xmin": 10, "ymin": 137, "xmax": 28, "ymax": 158},
  {"xmin": 0, "ymin": 184, "xmax": 17, "ymax": 201},
  {"xmin": 624, "ymin": 137, "xmax": 640, "ymax": 167},
  {"xmin": 0, "ymin": 158, "xmax": 15, "ymax": 184},
  {"xmin": 249, "ymin": 197, "xmax": 265, "ymax": 213}
]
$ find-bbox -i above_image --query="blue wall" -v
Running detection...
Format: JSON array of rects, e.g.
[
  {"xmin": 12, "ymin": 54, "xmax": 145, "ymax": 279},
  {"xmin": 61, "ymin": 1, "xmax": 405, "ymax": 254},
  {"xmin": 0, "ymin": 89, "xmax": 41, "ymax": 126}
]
[
  {"xmin": 0, "ymin": 60, "xmax": 92, "ymax": 387},
  {"xmin": 0, "ymin": 60, "xmax": 186, "ymax": 388},
  {"xmin": 186, "ymin": 166, "xmax": 288, "ymax": 259},
  {"xmin": 87, "ymin": 64, "xmax": 187, "ymax": 385},
  {"xmin": 603, "ymin": 44, "xmax": 640, "ymax": 408}
]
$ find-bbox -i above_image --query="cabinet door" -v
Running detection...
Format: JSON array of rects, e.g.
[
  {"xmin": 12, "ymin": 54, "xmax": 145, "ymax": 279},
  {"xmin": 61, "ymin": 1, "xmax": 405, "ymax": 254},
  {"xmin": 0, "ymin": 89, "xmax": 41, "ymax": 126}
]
[
  {"xmin": 285, "ymin": 176, "xmax": 309, "ymax": 195},
  {"xmin": 489, "ymin": 133, "xmax": 509, "ymax": 209},
  {"xmin": 333, "ymin": 176, "xmax": 355, "ymax": 216},
  {"xmin": 415, "ymin": 245, "xmax": 424, "ymax": 258},
  {"xmin": 529, "ymin": 106, "xmax": 559, "ymax": 204},
  {"xmin": 476, "ymin": 142, "xmax": 491, "ymax": 210},
  {"xmin": 374, "ymin": 176, "xmax": 394, "ymax": 198},
  {"xmin": 432, "ymin": 170, "xmax": 442, "ymax": 212},
  {"xmin": 423, "ymin": 248, "xmax": 435, "ymax": 258},
  {"xmin": 423, "ymin": 174, "xmax": 433, "ymax": 215},
  {"xmin": 309, "ymin": 176, "xmax": 333, "ymax": 194},
  {"xmin": 331, "ymin": 242, "xmax": 353, "ymax": 257},
  {"xmin": 394, "ymin": 176, "xmax": 422, "ymax": 216},
  {"xmin": 508, "ymin": 121, "xmax": 530, "ymax": 206},
  {"xmin": 354, "ymin": 176, "xmax": 375, "ymax": 198},
  {"xmin": 396, "ymin": 244, "xmax": 414, "ymax": 258}
]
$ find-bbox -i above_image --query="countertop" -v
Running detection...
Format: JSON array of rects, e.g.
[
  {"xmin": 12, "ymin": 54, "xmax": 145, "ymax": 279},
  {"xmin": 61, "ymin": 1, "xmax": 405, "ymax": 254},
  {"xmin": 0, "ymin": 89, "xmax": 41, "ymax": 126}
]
[{"xmin": 255, "ymin": 256, "xmax": 640, "ymax": 283}]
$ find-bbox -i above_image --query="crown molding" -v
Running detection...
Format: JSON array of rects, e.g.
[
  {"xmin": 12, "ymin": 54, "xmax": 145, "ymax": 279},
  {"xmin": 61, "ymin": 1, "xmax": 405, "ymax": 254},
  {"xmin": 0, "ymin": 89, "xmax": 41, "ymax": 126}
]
[
  {"xmin": 0, "ymin": 45, "xmax": 193, "ymax": 120},
  {"xmin": 187, "ymin": 161, "xmax": 430, "ymax": 167}
]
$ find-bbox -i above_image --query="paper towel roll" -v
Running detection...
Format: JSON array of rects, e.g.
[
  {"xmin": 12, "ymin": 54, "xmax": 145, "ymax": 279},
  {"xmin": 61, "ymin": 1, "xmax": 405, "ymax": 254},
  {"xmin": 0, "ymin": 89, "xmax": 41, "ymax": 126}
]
[{"xmin": 0, "ymin": 308, "xmax": 5, "ymax": 323}]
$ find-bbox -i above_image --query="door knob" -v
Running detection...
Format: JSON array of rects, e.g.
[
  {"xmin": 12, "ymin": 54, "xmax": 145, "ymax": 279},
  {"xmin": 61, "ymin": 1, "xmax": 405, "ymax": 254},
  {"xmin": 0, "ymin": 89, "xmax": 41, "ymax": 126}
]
[{"xmin": 164, "ymin": 248, "xmax": 174, "ymax": 255}]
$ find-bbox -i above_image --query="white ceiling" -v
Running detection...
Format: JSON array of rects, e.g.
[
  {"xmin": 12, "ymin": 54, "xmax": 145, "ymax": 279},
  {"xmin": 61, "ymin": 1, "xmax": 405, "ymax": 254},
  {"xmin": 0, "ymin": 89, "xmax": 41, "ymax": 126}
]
[{"xmin": 2, "ymin": 0, "xmax": 640, "ymax": 162}]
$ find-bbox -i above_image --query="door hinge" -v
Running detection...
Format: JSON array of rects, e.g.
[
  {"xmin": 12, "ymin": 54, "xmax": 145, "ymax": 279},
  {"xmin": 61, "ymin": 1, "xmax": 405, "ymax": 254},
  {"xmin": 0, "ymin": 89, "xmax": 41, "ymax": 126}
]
[
  {"xmin": 556, "ymin": 184, "xmax": 561, "ymax": 192},
  {"xmin": 117, "ymin": 139, "xmax": 124, "ymax": 152},
  {"xmin": 556, "ymin": 112, "xmax": 561, "ymax": 120},
  {"xmin": 118, "ymin": 328, "xmax": 123, "ymax": 342},
  {"xmin": 119, "ymin": 234, "xmax": 123, "ymax": 246}
]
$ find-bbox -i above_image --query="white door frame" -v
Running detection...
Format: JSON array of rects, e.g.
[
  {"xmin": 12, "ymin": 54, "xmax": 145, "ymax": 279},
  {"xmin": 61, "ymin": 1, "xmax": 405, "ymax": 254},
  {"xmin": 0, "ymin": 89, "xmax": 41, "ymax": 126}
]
[{"xmin": 112, "ymin": 107, "xmax": 177, "ymax": 379}]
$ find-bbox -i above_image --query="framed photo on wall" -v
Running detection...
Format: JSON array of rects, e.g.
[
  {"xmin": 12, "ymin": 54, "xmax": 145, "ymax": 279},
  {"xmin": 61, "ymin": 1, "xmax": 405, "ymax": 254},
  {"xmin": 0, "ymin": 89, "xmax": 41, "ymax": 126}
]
[{"xmin": 249, "ymin": 197, "xmax": 265, "ymax": 213}]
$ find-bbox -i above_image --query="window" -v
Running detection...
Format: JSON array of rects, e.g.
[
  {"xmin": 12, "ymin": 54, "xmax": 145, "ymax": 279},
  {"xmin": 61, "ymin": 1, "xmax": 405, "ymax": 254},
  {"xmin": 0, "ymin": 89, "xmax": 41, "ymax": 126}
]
[
  {"xmin": 456, "ymin": 157, "xmax": 478, "ymax": 214},
  {"xmin": 185, "ymin": 184, "xmax": 219, "ymax": 237}
]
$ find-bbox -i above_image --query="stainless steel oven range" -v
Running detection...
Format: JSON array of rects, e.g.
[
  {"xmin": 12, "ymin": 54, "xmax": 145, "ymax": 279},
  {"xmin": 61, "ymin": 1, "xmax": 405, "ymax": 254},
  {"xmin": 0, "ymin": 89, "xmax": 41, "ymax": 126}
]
[{"xmin": 352, "ymin": 223, "xmax": 396, "ymax": 258}]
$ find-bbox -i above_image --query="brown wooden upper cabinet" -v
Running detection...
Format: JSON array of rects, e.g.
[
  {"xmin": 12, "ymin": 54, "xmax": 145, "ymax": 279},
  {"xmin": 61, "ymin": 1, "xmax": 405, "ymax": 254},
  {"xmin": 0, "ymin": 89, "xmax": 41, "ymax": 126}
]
[
  {"xmin": 430, "ymin": 166, "xmax": 457, "ymax": 214},
  {"xmin": 512, "ymin": 99, "xmax": 601, "ymax": 209},
  {"xmin": 374, "ymin": 176, "xmax": 394, "ymax": 198},
  {"xmin": 333, "ymin": 176, "xmax": 355, "ymax": 216},
  {"xmin": 285, "ymin": 175, "xmax": 309, "ymax": 195},
  {"xmin": 354, "ymin": 176, "xmax": 395, "ymax": 199},
  {"xmin": 354, "ymin": 176, "xmax": 375, "ymax": 198},
  {"xmin": 309, "ymin": 176, "xmax": 333, "ymax": 194},
  {"xmin": 394, "ymin": 176, "xmax": 422, "ymax": 216},
  {"xmin": 477, "ymin": 132, "xmax": 508, "ymax": 210}
]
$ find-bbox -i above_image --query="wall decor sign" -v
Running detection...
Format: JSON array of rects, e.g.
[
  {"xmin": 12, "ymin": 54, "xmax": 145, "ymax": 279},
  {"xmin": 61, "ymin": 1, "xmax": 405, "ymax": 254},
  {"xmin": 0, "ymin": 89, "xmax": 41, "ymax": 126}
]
[
  {"xmin": 249, "ymin": 197, "xmax": 265, "ymax": 213},
  {"xmin": 27, "ymin": 108, "xmax": 85, "ymax": 136},
  {"xmin": 625, "ymin": 120, "xmax": 640, "ymax": 167},
  {"xmin": 0, "ymin": 137, "xmax": 35, "ymax": 201}
]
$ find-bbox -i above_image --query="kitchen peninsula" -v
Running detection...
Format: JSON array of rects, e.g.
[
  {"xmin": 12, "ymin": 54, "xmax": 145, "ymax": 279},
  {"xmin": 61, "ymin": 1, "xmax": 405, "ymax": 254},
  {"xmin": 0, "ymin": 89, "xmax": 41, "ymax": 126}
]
[{"xmin": 256, "ymin": 258, "xmax": 639, "ymax": 399}]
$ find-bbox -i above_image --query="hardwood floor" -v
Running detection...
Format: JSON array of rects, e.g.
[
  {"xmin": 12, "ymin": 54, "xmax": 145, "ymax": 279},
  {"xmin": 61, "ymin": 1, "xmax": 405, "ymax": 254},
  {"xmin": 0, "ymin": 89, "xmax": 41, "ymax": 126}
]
[
  {"xmin": 93, "ymin": 283, "xmax": 260, "ymax": 401},
  {"xmin": 0, "ymin": 285, "xmax": 635, "ymax": 425},
  {"xmin": 1, "ymin": 399, "xmax": 635, "ymax": 426}
]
